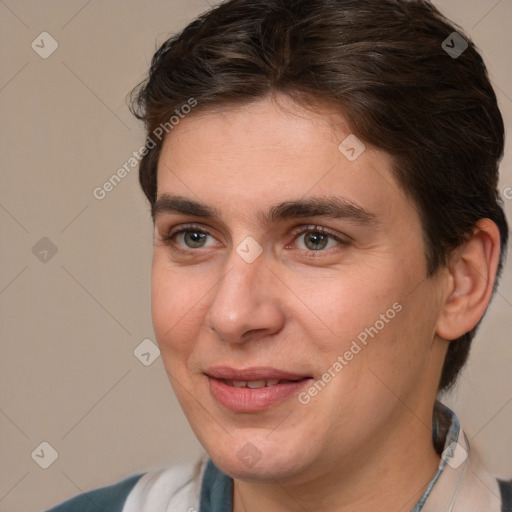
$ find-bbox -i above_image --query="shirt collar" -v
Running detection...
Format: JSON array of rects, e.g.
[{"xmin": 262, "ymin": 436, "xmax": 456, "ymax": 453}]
[
  {"xmin": 410, "ymin": 400, "xmax": 462, "ymax": 511},
  {"xmin": 414, "ymin": 400, "xmax": 502, "ymax": 512}
]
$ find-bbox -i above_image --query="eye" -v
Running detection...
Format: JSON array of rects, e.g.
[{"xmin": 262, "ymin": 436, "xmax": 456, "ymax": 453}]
[
  {"xmin": 158, "ymin": 223, "xmax": 350, "ymax": 256},
  {"xmin": 175, "ymin": 230, "xmax": 213, "ymax": 249},
  {"xmin": 290, "ymin": 225, "xmax": 349, "ymax": 253},
  {"xmin": 159, "ymin": 224, "xmax": 218, "ymax": 252}
]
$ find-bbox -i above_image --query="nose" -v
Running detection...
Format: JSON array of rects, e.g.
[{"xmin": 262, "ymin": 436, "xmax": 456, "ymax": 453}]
[{"xmin": 205, "ymin": 249, "xmax": 285, "ymax": 346}]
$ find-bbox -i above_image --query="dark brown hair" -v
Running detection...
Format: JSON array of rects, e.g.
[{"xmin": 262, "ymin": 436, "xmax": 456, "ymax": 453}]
[{"xmin": 130, "ymin": 0, "xmax": 508, "ymax": 391}]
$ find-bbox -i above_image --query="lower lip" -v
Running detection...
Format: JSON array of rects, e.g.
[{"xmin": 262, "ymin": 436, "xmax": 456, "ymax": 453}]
[{"xmin": 207, "ymin": 377, "xmax": 311, "ymax": 412}]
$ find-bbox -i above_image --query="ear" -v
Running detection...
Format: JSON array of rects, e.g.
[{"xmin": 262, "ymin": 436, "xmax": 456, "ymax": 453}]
[{"xmin": 436, "ymin": 219, "xmax": 501, "ymax": 340}]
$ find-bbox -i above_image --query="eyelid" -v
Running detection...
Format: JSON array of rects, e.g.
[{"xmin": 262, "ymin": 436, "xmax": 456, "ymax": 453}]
[
  {"xmin": 288, "ymin": 224, "xmax": 352, "ymax": 244},
  {"xmin": 160, "ymin": 223, "xmax": 218, "ymax": 248},
  {"xmin": 165, "ymin": 222, "xmax": 211, "ymax": 238},
  {"xmin": 159, "ymin": 222, "xmax": 351, "ymax": 255}
]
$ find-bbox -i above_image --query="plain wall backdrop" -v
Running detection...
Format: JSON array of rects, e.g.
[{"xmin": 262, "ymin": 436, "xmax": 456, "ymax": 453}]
[{"xmin": 0, "ymin": 0, "xmax": 511, "ymax": 510}]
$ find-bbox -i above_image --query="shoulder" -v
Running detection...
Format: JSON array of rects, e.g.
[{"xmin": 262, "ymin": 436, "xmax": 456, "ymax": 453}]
[
  {"xmin": 122, "ymin": 454, "xmax": 209, "ymax": 511},
  {"xmin": 44, "ymin": 472, "xmax": 145, "ymax": 512},
  {"xmin": 499, "ymin": 479, "xmax": 512, "ymax": 512},
  {"xmin": 44, "ymin": 455, "xmax": 209, "ymax": 512}
]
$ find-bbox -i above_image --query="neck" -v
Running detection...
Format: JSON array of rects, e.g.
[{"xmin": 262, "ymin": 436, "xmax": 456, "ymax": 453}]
[{"xmin": 232, "ymin": 413, "xmax": 441, "ymax": 512}]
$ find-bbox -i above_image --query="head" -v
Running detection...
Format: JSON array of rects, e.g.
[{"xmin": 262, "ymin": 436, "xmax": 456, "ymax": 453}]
[{"xmin": 130, "ymin": 0, "xmax": 507, "ymax": 483}]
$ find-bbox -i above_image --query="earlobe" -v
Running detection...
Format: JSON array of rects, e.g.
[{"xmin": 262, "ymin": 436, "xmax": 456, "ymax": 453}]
[{"xmin": 436, "ymin": 219, "xmax": 501, "ymax": 341}]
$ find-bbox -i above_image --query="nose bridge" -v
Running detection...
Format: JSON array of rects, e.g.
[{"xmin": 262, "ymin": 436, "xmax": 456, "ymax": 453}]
[
  {"xmin": 216, "ymin": 232, "xmax": 267, "ymax": 301},
  {"xmin": 206, "ymin": 245, "xmax": 276, "ymax": 342},
  {"xmin": 212, "ymin": 246, "xmax": 263, "ymax": 314}
]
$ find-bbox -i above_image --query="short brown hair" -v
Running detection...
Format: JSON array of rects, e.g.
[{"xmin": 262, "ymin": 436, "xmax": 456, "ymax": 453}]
[{"xmin": 130, "ymin": 0, "xmax": 508, "ymax": 391}]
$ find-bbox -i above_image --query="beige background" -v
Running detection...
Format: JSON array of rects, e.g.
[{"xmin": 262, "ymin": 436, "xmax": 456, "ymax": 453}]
[{"xmin": 0, "ymin": 0, "xmax": 511, "ymax": 510}]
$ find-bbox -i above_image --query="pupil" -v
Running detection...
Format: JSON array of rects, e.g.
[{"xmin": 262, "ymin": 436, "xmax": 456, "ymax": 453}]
[
  {"xmin": 306, "ymin": 232, "xmax": 327, "ymax": 250},
  {"xmin": 186, "ymin": 232, "xmax": 206, "ymax": 247}
]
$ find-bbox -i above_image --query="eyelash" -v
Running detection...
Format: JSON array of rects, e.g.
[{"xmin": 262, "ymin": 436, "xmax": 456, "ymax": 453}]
[{"xmin": 159, "ymin": 223, "xmax": 351, "ymax": 257}]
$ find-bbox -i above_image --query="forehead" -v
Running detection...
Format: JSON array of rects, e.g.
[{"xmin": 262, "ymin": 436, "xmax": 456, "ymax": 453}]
[
  {"xmin": 155, "ymin": 95, "xmax": 410, "ymax": 225},
  {"xmin": 160, "ymin": 95, "xmax": 352, "ymax": 165}
]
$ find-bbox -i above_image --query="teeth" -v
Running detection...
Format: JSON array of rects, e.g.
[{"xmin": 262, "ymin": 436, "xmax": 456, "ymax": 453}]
[
  {"xmin": 247, "ymin": 380, "xmax": 266, "ymax": 389},
  {"xmin": 227, "ymin": 379, "xmax": 282, "ymax": 388}
]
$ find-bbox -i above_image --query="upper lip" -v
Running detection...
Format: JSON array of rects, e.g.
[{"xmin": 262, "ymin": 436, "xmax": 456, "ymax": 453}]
[{"xmin": 205, "ymin": 366, "xmax": 311, "ymax": 381}]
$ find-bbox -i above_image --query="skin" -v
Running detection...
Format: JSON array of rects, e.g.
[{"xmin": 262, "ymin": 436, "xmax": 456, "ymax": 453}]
[{"xmin": 150, "ymin": 93, "xmax": 500, "ymax": 512}]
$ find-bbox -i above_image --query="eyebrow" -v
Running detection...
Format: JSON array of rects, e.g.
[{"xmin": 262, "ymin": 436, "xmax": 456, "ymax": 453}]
[{"xmin": 152, "ymin": 194, "xmax": 379, "ymax": 226}]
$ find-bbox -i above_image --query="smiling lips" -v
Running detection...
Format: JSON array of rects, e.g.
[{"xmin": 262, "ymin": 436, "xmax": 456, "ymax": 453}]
[{"xmin": 205, "ymin": 366, "xmax": 313, "ymax": 412}]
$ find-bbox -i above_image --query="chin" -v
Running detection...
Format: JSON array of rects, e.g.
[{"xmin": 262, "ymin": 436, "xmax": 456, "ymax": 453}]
[{"xmin": 205, "ymin": 435, "xmax": 311, "ymax": 482}]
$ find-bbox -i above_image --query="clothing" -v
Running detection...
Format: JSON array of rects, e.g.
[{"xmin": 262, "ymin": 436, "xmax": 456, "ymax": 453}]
[{"xmin": 45, "ymin": 401, "xmax": 512, "ymax": 512}]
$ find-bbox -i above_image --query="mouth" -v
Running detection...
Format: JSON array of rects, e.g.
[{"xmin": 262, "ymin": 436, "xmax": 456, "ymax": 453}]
[
  {"xmin": 222, "ymin": 378, "xmax": 305, "ymax": 388},
  {"xmin": 205, "ymin": 366, "xmax": 313, "ymax": 412}
]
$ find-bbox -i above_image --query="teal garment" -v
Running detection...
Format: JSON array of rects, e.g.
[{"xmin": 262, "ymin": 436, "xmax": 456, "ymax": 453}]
[
  {"xmin": 44, "ymin": 460, "xmax": 233, "ymax": 512},
  {"xmin": 45, "ymin": 473, "xmax": 144, "ymax": 512},
  {"xmin": 500, "ymin": 479, "xmax": 512, "ymax": 512},
  {"xmin": 199, "ymin": 459, "xmax": 233, "ymax": 512}
]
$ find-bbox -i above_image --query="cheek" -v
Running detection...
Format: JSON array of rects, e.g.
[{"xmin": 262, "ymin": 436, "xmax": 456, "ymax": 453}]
[
  {"xmin": 345, "ymin": 282, "xmax": 442, "ymax": 402},
  {"xmin": 151, "ymin": 256, "xmax": 203, "ymax": 363},
  {"xmin": 298, "ymin": 266, "xmax": 403, "ymax": 353},
  {"xmin": 304, "ymin": 264, "xmax": 433, "ymax": 393}
]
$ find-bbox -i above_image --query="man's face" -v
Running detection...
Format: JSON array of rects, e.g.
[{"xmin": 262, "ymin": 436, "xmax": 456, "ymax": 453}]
[{"xmin": 151, "ymin": 95, "xmax": 447, "ymax": 482}]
